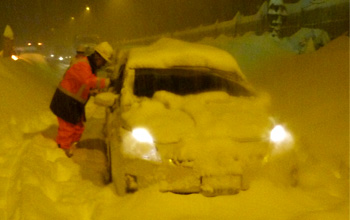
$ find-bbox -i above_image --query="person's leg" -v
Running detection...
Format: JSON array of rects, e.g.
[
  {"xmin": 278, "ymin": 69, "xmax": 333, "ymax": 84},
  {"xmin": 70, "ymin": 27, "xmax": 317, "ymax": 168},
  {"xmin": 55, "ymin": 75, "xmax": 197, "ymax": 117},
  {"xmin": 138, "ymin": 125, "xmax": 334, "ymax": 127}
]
[
  {"xmin": 56, "ymin": 116, "xmax": 86, "ymax": 157},
  {"xmin": 56, "ymin": 117, "xmax": 75, "ymax": 149},
  {"xmin": 72, "ymin": 120, "xmax": 85, "ymax": 143}
]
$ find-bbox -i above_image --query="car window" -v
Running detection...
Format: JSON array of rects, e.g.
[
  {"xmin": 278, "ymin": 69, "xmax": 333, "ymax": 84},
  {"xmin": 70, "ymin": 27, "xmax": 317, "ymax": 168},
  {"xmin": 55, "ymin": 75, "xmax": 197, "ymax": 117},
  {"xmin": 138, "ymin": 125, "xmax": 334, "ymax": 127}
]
[{"xmin": 133, "ymin": 68, "xmax": 252, "ymax": 98}]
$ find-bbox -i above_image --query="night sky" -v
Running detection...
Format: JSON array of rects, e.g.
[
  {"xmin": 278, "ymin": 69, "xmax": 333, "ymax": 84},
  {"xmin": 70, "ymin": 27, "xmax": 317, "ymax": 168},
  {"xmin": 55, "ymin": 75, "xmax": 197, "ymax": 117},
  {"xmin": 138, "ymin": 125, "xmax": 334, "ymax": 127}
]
[{"xmin": 0, "ymin": 0, "xmax": 266, "ymax": 48}]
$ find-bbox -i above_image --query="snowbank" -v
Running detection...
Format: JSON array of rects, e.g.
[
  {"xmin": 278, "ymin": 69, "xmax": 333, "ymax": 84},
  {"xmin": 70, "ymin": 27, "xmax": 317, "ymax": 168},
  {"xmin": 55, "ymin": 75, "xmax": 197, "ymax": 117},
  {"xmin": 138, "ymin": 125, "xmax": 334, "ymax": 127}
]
[{"xmin": 0, "ymin": 55, "xmax": 61, "ymax": 134}]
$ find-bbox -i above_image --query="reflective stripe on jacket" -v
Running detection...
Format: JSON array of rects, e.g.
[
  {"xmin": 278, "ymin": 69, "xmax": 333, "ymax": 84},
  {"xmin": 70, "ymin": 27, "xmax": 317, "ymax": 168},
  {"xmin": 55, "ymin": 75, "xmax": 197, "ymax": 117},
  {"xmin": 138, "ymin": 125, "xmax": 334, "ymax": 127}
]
[
  {"xmin": 50, "ymin": 56, "xmax": 107, "ymax": 124},
  {"xmin": 60, "ymin": 56, "xmax": 107, "ymax": 103}
]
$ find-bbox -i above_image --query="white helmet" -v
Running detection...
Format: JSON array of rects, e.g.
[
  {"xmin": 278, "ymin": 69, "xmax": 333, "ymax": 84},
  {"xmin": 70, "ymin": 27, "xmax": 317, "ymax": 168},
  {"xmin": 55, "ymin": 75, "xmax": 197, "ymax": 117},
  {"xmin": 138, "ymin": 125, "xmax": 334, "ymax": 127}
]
[{"xmin": 95, "ymin": 42, "xmax": 113, "ymax": 63}]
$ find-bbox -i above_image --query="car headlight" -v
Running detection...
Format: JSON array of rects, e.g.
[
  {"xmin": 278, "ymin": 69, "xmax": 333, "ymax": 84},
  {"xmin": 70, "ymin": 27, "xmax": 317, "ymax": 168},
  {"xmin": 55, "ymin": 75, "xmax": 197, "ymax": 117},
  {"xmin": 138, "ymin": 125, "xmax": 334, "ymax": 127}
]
[
  {"xmin": 269, "ymin": 124, "xmax": 294, "ymax": 153},
  {"xmin": 132, "ymin": 128, "xmax": 154, "ymax": 143},
  {"xmin": 122, "ymin": 128, "xmax": 161, "ymax": 162},
  {"xmin": 270, "ymin": 125, "xmax": 287, "ymax": 143},
  {"xmin": 11, "ymin": 55, "xmax": 19, "ymax": 61}
]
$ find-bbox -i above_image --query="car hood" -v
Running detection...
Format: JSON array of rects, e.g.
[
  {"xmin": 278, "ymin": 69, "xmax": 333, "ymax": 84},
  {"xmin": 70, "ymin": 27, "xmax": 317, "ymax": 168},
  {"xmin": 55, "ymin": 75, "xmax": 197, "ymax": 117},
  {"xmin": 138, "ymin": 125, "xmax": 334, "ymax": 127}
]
[{"xmin": 121, "ymin": 90, "xmax": 272, "ymax": 145}]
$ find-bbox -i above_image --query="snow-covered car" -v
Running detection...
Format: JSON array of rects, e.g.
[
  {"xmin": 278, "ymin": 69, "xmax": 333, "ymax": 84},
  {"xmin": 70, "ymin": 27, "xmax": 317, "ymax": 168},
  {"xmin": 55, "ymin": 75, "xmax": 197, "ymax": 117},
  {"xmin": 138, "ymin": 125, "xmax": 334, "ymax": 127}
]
[{"xmin": 97, "ymin": 38, "xmax": 284, "ymax": 196}]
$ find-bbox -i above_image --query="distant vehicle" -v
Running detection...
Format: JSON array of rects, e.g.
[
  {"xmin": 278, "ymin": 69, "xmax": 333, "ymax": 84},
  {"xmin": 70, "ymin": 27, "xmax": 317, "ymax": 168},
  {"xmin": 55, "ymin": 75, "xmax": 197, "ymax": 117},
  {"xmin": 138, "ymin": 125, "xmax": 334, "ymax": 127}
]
[{"xmin": 96, "ymin": 38, "xmax": 287, "ymax": 196}]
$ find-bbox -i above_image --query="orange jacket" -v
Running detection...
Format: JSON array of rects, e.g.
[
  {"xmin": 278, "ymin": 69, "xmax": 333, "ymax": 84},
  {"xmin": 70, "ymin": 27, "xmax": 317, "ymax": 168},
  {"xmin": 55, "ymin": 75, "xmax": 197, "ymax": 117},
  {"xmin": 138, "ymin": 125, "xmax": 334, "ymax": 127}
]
[{"xmin": 58, "ymin": 56, "xmax": 107, "ymax": 104}]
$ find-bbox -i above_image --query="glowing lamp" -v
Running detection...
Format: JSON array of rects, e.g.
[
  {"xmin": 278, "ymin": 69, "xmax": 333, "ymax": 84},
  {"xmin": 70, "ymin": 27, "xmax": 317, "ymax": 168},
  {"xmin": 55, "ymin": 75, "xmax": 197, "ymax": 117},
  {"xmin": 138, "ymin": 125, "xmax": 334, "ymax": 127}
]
[
  {"xmin": 122, "ymin": 128, "xmax": 161, "ymax": 162},
  {"xmin": 11, "ymin": 55, "xmax": 19, "ymax": 61},
  {"xmin": 132, "ymin": 128, "xmax": 153, "ymax": 143},
  {"xmin": 270, "ymin": 125, "xmax": 287, "ymax": 143}
]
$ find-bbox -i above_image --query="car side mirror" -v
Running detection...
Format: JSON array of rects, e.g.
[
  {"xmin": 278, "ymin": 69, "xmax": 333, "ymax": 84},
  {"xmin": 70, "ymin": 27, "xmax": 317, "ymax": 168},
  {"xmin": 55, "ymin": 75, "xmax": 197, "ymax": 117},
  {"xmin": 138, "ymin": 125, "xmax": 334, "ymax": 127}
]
[{"xmin": 94, "ymin": 92, "xmax": 119, "ymax": 107}]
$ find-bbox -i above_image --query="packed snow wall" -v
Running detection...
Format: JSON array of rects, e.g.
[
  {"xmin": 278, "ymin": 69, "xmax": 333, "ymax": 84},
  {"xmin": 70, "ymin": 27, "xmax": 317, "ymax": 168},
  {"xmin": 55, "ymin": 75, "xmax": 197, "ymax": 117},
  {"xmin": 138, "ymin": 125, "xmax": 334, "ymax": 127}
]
[
  {"xmin": 116, "ymin": 1, "xmax": 349, "ymax": 47},
  {"xmin": 173, "ymin": 1, "xmax": 349, "ymax": 41},
  {"xmin": 283, "ymin": 2, "xmax": 349, "ymax": 39}
]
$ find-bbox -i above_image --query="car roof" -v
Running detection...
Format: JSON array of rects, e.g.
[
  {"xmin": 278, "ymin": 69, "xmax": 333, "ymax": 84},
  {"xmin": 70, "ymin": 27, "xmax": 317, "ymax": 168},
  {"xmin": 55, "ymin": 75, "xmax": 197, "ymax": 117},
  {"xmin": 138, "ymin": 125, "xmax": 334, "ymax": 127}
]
[{"xmin": 126, "ymin": 38, "xmax": 246, "ymax": 80}]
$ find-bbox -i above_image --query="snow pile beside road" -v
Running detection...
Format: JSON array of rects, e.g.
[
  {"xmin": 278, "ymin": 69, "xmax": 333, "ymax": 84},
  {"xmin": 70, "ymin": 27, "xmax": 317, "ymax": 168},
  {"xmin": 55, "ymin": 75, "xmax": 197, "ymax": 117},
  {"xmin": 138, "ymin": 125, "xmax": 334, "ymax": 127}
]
[
  {"xmin": 199, "ymin": 29, "xmax": 331, "ymax": 76},
  {"xmin": 0, "ymin": 55, "xmax": 60, "ymax": 134}
]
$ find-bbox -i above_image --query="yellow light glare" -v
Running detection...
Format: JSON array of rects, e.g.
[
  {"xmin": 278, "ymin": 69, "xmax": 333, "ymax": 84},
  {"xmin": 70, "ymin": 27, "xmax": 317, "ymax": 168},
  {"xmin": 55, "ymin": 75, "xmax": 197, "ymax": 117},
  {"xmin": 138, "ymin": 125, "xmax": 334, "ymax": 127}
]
[
  {"xmin": 38, "ymin": 42, "xmax": 43, "ymax": 46},
  {"xmin": 132, "ymin": 128, "xmax": 153, "ymax": 143},
  {"xmin": 270, "ymin": 125, "xmax": 287, "ymax": 143},
  {"xmin": 122, "ymin": 128, "xmax": 161, "ymax": 162},
  {"xmin": 11, "ymin": 55, "xmax": 19, "ymax": 61},
  {"xmin": 27, "ymin": 43, "xmax": 32, "ymax": 46},
  {"xmin": 86, "ymin": 6, "xmax": 90, "ymax": 11}
]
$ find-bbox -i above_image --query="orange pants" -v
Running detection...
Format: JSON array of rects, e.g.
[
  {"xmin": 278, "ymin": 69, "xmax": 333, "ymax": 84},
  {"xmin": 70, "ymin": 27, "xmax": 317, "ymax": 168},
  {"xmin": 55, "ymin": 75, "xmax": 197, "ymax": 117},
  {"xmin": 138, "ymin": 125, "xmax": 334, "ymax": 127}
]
[{"xmin": 56, "ymin": 117, "xmax": 84, "ymax": 149}]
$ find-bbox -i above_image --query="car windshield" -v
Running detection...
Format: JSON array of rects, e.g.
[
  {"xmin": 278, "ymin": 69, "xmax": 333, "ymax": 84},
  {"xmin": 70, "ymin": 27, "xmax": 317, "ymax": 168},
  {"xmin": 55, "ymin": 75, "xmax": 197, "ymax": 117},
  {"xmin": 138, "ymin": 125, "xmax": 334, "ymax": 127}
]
[{"xmin": 133, "ymin": 67, "xmax": 252, "ymax": 98}]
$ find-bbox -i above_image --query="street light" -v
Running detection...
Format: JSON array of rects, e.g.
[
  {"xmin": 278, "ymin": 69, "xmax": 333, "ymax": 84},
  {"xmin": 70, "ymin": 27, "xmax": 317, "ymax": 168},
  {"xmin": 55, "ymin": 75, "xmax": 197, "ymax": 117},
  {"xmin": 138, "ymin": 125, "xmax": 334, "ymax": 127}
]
[{"xmin": 86, "ymin": 6, "xmax": 90, "ymax": 11}]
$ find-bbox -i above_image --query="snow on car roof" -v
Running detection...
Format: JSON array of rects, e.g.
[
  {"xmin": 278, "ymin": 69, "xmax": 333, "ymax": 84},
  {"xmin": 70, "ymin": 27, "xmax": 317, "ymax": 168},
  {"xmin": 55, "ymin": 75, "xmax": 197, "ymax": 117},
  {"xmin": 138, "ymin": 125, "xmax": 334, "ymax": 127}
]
[{"xmin": 127, "ymin": 38, "xmax": 246, "ymax": 79}]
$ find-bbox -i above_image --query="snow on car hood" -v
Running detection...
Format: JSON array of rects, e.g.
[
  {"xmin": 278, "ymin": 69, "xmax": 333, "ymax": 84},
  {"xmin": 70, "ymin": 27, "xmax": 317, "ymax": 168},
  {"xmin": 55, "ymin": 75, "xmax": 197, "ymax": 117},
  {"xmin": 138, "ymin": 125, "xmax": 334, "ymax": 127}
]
[
  {"xmin": 127, "ymin": 38, "xmax": 246, "ymax": 80},
  {"xmin": 121, "ymin": 90, "xmax": 272, "ymax": 145}
]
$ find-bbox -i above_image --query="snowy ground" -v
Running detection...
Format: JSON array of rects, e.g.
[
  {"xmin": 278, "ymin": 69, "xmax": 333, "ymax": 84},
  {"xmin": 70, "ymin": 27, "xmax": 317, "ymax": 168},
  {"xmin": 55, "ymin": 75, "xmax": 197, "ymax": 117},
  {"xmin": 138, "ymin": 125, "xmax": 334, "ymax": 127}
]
[{"xmin": 0, "ymin": 32, "xmax": 348, "ymax": 219}]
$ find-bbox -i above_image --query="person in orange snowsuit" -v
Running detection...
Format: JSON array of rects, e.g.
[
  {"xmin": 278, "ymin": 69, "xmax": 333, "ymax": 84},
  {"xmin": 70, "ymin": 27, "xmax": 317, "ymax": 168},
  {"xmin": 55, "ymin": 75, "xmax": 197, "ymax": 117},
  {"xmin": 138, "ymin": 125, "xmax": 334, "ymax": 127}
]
[{"xmin": 50, "ymin": 42, "xmax": 113, "ymax": 157}]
